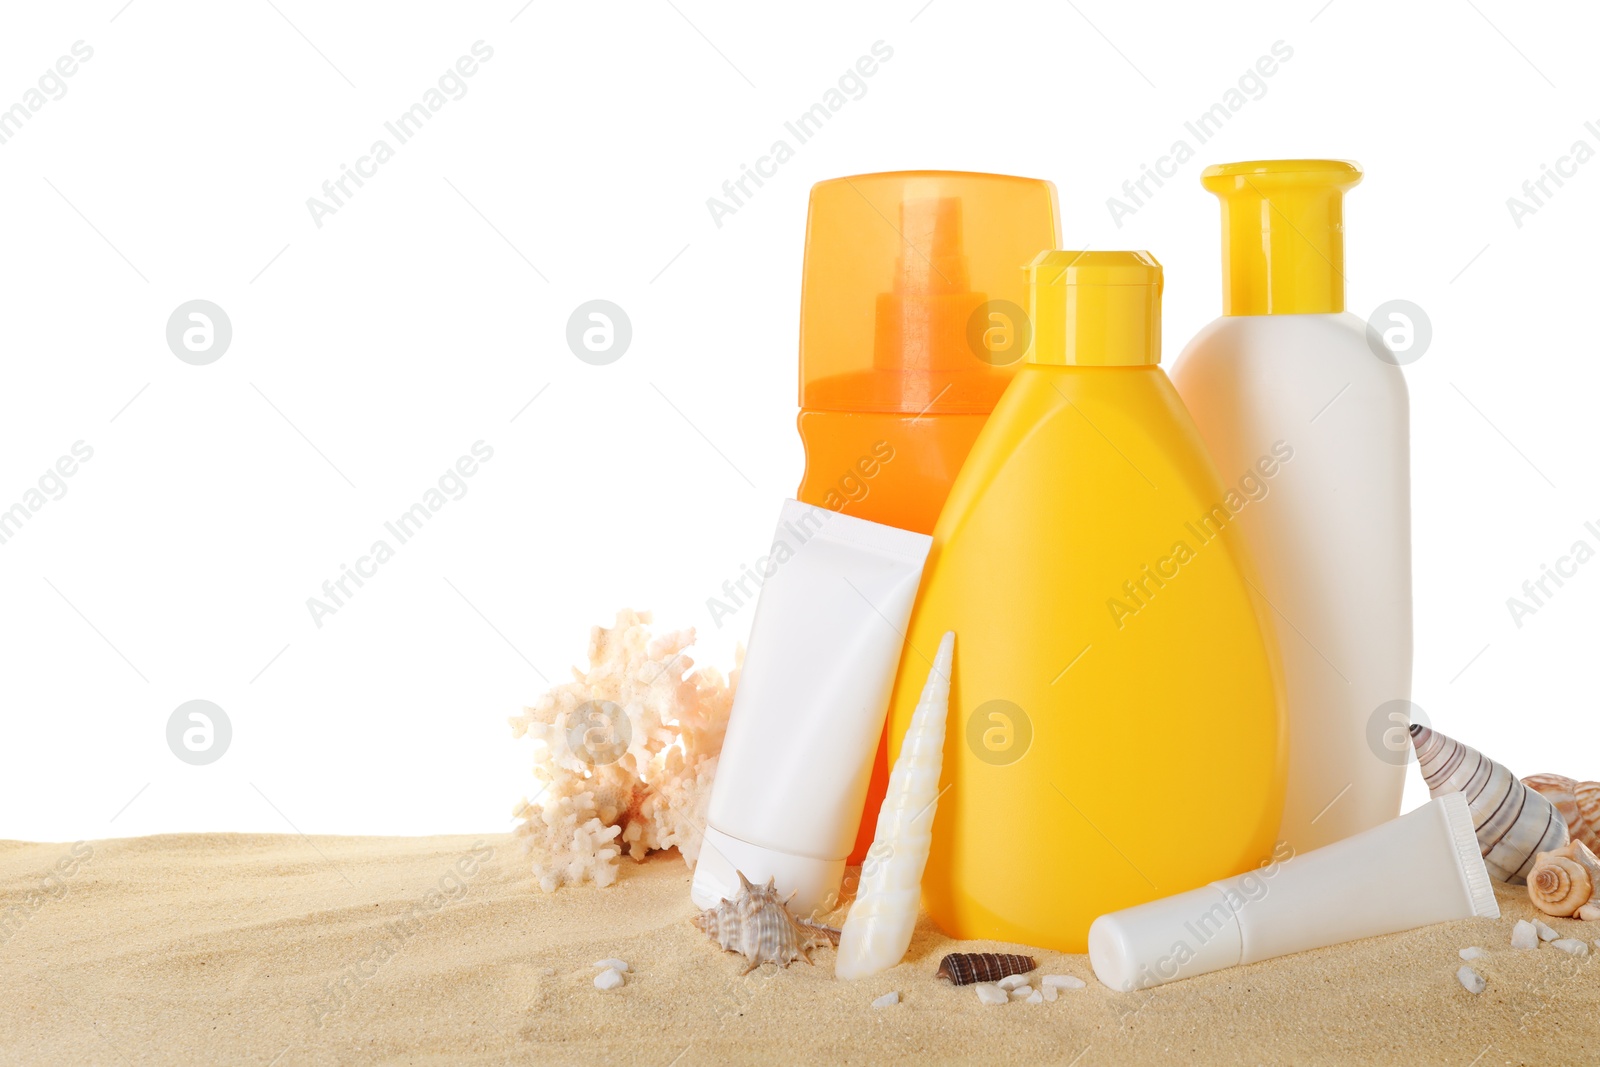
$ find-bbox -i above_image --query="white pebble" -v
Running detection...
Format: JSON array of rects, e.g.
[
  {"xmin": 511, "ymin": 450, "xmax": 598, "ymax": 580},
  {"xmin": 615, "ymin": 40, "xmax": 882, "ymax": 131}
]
[
  {"xmin": 1026, "ymin": 989, "xmax": 1045, "ymax": 1004},
  {"xmin": 1534, "ymin": 919, "xmax": 1560, "ymax": 942},
  {"xmin": 593, "ymin": 958, "xmax": 630, "ymax": 973},
  {"xmin": 871, "ymin": 991, "xmax": 899, "ymax": 1009},
  {"xmin": 1042, "ymin": 974, "xmax": 1086, "ymax": 989},
  {"xmin": 1008, "ymin": 987, "xmax": 1033, "ymax": 1000},
  {"xmin": 593, "ymin": 967, "xmax": 625, "ymax": 990},
  {"xmin": 1550, "ymin": 938, "xmax": 1590, "ymax": 957},
  {"xmin": 1511, "ymin": 920, "xmax": 1540, "ymax": 950},
  {"xmin": 1457, "ymin": 966, "xmax": 1486, "ymax": 994},
  {"xmin": 1459, "ymin": 946, "xmax": 1487, "ymax": 961},
  {"xmin": 997, "ymin": 974, "xmax": 1031, "ymax": 991},
  {"xmin": 974, "ymin": 983, "xmax": 1008, "ymax": 1005},
  {"xmin": 1041, "ymin": 985, "xmax": 1058, "ymax": 1003}
]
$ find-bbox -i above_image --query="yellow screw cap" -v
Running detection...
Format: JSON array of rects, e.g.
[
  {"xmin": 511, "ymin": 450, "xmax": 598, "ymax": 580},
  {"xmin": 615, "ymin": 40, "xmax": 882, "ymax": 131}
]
[
  {"xmin": 1027, "ymin": 250, "xmax": 1162, "ymax": 366},
  {"xmin": 1202, "ymin": 159, "xmax": 1362, "ymax": 316}
]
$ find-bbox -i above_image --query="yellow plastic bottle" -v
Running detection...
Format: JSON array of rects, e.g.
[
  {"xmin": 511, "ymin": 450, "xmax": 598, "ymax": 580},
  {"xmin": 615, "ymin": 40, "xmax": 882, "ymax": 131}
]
[{"xmin": 885, "ymin": 251, "xmax": 1287, "ymax": 953}]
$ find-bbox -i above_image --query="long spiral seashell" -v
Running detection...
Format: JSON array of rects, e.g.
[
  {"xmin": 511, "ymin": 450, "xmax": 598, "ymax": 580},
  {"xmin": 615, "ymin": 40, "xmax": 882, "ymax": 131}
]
[
  {"xmin": 1523, "ymin": 773, "xmax": 1600, "ymax": 854},
  {"xmin": 1526, "ymin": 841, "xmax": 1600, "ymax": 918},
  {"xmin": 834, "ymin": 631, "xmax": 954, "ymax": 981},
  {"xmin": 1409, "ymin": 724, "xmax": 1568, "ymax": 883}
]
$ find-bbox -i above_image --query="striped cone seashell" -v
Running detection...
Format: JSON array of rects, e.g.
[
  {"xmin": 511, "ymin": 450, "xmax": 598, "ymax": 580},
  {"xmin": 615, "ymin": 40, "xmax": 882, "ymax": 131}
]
[
  {"xmin": 1409, "ymin": 724, "xmax": 1568, "ymax": 883},
  {"xmin": 1526, "ymin": 840, "xmax": 1600, "ymax": 918},
  {"xmin": 692, "ymin": 871, "xmax": 840, "ymax": 975},
  {"xmin": 935, "ymin": 952, "xmax": 1036, "ymax": 986},
  {"xmin": 1523, "ymin": 774, "xmax": 1600, "ymax": 854}
]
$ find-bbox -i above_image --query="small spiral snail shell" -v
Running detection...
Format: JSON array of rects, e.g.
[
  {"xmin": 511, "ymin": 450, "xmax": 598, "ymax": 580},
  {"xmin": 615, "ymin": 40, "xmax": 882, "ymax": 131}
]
[
  {"xmin": 1527, "ymin": 841, "xmax": 1600, "ymax": 918},
  {"xmin": 1523, "ymin": 774, "xmax": 1600, "ymax": 854}
]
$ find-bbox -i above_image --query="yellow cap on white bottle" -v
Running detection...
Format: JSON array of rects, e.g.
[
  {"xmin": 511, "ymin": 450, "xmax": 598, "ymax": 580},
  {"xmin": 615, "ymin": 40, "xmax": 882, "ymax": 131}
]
[{"xmin": 1202, "ymin": 159, "xmax": 1362, "ymax": 316}]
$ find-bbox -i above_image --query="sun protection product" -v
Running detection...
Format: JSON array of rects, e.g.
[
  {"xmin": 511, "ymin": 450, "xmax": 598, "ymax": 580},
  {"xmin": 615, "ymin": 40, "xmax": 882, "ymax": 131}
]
[
  {"xmin": 1088, "ymin": 793, "xmax": 1500, "ymax": 991},
  {"xmin": 884, "ymin": 251, "xmax": 1287, "ymax": 953},
  {"xmin": 796, "ymin": 171, "xmax": 1060, "ymax": 530},
  {"xmin": 690, "ymin": 499, "xmax": 932, "ymax": 918},
  {"xmin": 796, "ymin": 170, "xmax": 1059, "ymax": 865},
  {"xmin": 1171, "ymin": 160, "xmax": 1411, "ymax": 855}
]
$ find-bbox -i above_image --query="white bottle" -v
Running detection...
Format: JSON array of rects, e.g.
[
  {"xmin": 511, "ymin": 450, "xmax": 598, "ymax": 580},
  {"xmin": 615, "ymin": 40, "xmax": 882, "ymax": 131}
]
[{"xmin": 1171, "ymin": 160, "xmax": 1411, "ymax": 855}]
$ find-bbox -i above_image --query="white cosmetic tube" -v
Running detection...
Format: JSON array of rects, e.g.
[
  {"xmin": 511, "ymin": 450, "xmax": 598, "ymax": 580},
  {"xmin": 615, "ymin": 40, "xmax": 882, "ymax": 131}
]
[
  {"xmin": 690, "ymin": 500, "xmax": 932, "ymax": 918},
  {"xmin": 1088, "ymin": 793, "xmax": 1499, "ymax": 991}
]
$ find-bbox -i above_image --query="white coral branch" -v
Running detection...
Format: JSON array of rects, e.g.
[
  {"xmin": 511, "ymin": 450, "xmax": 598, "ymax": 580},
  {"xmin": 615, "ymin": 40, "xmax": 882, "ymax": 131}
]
[{"xmin": 510, "ymin": 609, "xmax": 738, "ymax": 891}]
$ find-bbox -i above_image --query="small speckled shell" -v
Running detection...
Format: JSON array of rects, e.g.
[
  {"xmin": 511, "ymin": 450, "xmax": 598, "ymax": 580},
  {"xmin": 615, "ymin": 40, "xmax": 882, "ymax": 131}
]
[
  {"xmin": 935, "ymin": 952, "xmax": 1036, "ymax": 986},
  {"xmin": 692, "ymin": 872, "xmax": 838, "ymax": 975}
]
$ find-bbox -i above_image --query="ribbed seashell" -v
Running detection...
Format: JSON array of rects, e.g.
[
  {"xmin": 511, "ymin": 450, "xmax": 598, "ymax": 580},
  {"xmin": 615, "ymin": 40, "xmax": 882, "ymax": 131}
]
[
  {"xmin": 1409, "ymin": 724, "xmax": 1568, "ymax": 883},
  {"xmin": 1526, "ymin": 840, "xmax": 1600, "ymax": 918},
  {"xmin": 935, "ymin": 952, "xmax": 1036, "ymax": 986},
  {"xmin": 836, "ymin": 632, "xmax": 955, "ymax": 981},
  {"xmin": 1523, "ymin": 773, "xmax": 1600, "ymax": 854},
  {"xmin": 692, "ymin": 871, "xmax": 839, "ymax": 975}
]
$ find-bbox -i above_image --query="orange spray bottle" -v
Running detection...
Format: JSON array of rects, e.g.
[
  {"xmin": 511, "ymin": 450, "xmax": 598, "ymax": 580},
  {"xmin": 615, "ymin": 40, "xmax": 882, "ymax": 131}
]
[{"xmin": 795, "ymin": 171, "xmax": 1059, "ymax": 863}]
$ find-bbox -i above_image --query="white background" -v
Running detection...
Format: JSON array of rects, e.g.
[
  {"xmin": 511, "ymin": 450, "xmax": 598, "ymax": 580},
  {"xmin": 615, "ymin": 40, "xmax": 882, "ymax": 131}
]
[{"xmin": 1, "ymin": 0, "xmax": 1595, "ymax": 843}]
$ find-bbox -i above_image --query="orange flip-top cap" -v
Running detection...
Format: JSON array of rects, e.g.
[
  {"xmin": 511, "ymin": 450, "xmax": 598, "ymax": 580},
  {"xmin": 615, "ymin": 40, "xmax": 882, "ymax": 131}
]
[{"xmin": 799, "ymin": 171, "xmax": 1061, "ymax": 414}]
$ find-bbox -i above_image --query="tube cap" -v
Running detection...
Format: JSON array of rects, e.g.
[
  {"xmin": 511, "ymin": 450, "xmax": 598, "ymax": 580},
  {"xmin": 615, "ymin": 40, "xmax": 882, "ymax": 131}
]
[
  {"xmin": 1087, "ymin": 884, "xmax": 1243, "ymax": 992},
  {"xmin": 1027, "ymin": 250, "xmax": 1163, "ymax": 366},
  {"xmin": 690, "ymin": 825, "xmax": 845, "ymax": 920},
  {"xmin": 800, "ymin": 171, "xmax": 1060, "ymax": 414},
  {"xmin": 1202, "ymin": 159, "xmax": 1362, "ymax": 316}
]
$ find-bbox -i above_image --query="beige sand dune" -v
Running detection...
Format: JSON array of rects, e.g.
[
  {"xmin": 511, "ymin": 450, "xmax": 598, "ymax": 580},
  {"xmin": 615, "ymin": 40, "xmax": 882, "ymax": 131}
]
[{"xmin": 1, "ymin": 833, "xmax": 1595, "ymax": 1065}]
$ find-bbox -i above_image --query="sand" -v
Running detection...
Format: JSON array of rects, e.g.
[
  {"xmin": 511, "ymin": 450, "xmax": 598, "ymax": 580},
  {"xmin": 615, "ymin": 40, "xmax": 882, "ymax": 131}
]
[{"xmin": 2, "ymin": 834, "xmax": 1596, "ymax": 1065}]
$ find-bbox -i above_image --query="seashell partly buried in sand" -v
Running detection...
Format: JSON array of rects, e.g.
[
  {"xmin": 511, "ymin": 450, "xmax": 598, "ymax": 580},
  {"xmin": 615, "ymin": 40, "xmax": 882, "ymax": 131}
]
[
  {"xmin": 1527, "ymin": 840, "xmax": 1600, "ymax": 918},
  {"xmin": 692, "ymin": 871, "xmax": 840, "ymax": 975},
  {"xmin": 1409, "ymin": 724, "xmax": 1568, "ymax": 883},
  {"xmin": 836, "ymin": 632, "xmax": 955, "ymax": 981},
  {"xmin": 1523, "ymin": 773, "xmax": 1600, "ymax": 854},
  {"xmin": 935, "ymin": 952, "xmax": 1036, "ymax": 986}
]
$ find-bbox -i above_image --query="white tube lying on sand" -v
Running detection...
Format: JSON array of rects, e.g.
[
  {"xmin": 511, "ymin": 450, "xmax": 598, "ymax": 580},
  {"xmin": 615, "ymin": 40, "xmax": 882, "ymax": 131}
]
[
  {"xmin": 690, "ymin": 499, "xmax": 932, "ymax": 918},
  {"xmin": 1088, "ymin": 793, "xmax": 1499, "ymax": 991}
]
